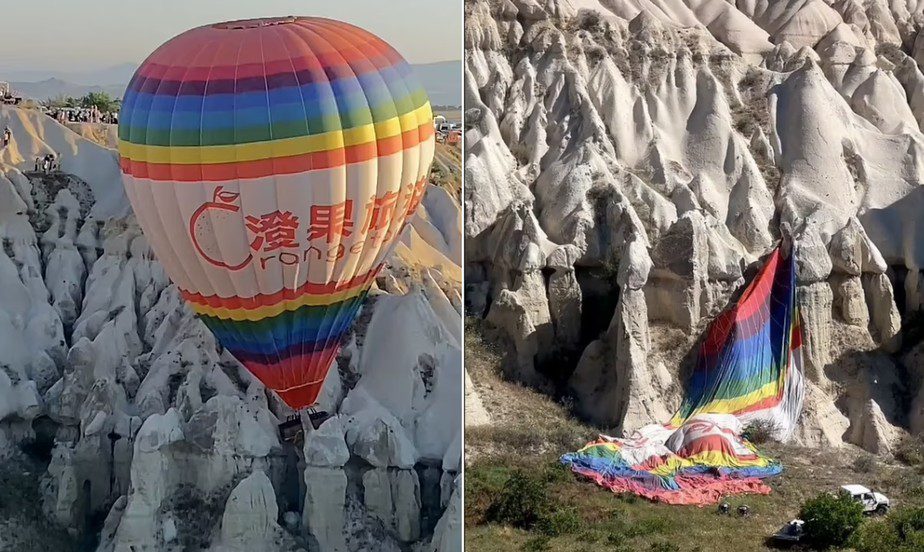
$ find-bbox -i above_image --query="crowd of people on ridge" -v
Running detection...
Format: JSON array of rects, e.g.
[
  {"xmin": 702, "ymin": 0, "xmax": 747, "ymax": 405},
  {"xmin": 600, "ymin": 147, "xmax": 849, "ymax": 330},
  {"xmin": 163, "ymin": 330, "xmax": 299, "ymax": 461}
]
[{"xmin": 45, "ymin": 106, "xmax": 117, "ymax": 125}]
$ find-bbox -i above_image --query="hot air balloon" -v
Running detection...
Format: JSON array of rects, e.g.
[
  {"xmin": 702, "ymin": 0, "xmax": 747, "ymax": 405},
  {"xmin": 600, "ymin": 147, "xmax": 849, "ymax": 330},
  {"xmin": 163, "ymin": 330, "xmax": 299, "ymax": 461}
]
[{"xmin": 118, "ymin": 17, "xmax": 435, "ymax": 422}]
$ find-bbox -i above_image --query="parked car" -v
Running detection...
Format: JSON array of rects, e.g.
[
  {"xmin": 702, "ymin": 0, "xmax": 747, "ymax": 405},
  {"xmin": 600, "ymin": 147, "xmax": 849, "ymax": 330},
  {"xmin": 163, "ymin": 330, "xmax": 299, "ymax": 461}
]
[{"xmin": 841, "ymin": 484, "xmax": 890, "ymax": 515}]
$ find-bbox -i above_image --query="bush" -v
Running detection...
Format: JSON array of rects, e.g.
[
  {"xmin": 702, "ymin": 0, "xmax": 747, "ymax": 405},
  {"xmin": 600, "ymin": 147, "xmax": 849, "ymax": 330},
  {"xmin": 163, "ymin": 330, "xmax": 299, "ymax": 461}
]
[
  {"xmin": 486, "ymin": 470, "xmax": 551, "ymax": 530},
  {"xmin": 523, "ymin": 535, "xmax": 551, "ymax": 552},
  {"xmin": 485, "ymin": 469, "xmax": 580, "ymax": 537},
  {"xmin": 850, "ymin": 520, "xmax": 901, "ymax": 552},
  {"xmin": 537, "ymin": 507, "xmax": 581, "ymax": 536},
  {"xmin": 648, "ymin": 542, "xmax": 680, "ymax": 552},
  {"xmin": 799, "ymin": 491, "xmax": 865, "ymax": 549},
  {"xmin": 851, "ymin": 507, "xmax": 924, "ymax": 552},
  {"xmin": 894, "ymin": 435, "xmax": 924, "ymax": 470},
  {"xmin": 853, "ymin": 453, "xmax": 877, "ymax": 473},
  {"xmin": 741, "ymin": 419, "xmax": 778, "ymax": 444}
]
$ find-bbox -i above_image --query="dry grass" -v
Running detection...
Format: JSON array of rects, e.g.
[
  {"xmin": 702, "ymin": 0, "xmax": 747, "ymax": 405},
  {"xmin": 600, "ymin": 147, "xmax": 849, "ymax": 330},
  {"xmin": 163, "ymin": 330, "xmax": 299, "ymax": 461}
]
[{"xmin": 465, "ymin": 319, "xmax": 597, "ymax": 461}]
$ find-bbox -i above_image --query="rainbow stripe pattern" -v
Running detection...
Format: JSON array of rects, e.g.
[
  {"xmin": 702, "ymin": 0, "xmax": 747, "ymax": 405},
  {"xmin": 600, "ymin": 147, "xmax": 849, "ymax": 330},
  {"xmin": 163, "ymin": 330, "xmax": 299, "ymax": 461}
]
[
  {"xmin": 563, "ymin": 247, "xmax": 805, "ymax": 505},
  {"xmin": 119, "ymin": 17, "xmax": 435, "ymax": 409}
]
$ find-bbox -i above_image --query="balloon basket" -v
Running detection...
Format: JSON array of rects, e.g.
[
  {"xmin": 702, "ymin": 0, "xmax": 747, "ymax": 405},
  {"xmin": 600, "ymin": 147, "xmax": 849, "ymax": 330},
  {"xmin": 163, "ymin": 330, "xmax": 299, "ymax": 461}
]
[
  {"xmin": 279, "ymin": 416, "xmax": 304, "ymax": 444},
  {"xmin": 307, "ymin": 409, "xmax": 331, "ymax": 430}
]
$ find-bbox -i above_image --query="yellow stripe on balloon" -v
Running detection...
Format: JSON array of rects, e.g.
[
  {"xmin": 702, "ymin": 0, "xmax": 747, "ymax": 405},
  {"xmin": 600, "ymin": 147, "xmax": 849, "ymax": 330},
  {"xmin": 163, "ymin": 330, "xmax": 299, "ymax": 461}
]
[
  {"xmin": 120, "ymin": 102, "xmax": 432, "ymax": 165},
  {"xmin": 668, "ymin": 380, "xmax": 782, "ymax": 427}
]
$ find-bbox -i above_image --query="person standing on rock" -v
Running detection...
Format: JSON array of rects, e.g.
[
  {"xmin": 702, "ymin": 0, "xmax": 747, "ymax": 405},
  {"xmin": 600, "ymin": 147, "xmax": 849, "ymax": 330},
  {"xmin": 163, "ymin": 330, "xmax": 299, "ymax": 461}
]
[
  {"xmin": 2, "ymin": 126, "xmax": 10, "ymax": 148},
  {"xmin": 34, "ymin": 157, "xmax": 40, "ymax": 172}
]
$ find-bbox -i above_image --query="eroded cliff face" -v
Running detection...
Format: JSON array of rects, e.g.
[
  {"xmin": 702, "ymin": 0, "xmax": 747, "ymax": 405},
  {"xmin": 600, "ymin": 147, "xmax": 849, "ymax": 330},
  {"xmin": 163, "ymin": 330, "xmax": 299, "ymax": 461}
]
[
  {"xmin": 465, "ymin": 0, "xmax": 924, "ymax": 451},
  {"xmin": 0, "ymin": 105, "xmax": 462, "ymax": 552}
]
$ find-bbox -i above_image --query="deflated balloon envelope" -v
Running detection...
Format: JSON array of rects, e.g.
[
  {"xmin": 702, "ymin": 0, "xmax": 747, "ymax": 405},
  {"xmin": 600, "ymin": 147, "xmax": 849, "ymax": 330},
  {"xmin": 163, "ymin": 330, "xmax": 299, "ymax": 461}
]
[{"xmin": 118, "ymin": 16, "xmax": 435, "ymax": 409}]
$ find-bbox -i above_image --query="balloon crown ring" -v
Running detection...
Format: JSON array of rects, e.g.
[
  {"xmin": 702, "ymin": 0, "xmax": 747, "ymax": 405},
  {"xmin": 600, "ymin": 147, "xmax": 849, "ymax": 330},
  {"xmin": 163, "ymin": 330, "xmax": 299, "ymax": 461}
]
[{"xmin": 213, "ymin": 16, "xmax": 299, "ymax": 30}]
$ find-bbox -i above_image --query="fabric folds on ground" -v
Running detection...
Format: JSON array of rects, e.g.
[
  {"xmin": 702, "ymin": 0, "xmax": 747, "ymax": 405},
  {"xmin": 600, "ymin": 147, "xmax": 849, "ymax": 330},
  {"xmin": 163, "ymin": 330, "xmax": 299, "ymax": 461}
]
[{"xmin": 563, "ymin": 247, "xmax": 805, "ymax": 505}]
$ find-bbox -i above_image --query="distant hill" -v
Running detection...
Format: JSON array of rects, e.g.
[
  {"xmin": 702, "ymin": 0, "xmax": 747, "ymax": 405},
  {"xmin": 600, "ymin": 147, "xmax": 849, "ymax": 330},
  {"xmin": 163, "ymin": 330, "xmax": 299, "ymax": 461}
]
[
  {"xmin": 9, "ymin": 78, "xmax": 125, "ymax": 102},
  {"xmin": 412, "ymin": 60, "xmax": 462, "ymax": 107},
  {"xmin": 1, "ymin": 63, "xmax": 138, "ymax": 87},
  {"xmin": 5, "ymin": 60, "xmax": 462, "ymax": 106}
]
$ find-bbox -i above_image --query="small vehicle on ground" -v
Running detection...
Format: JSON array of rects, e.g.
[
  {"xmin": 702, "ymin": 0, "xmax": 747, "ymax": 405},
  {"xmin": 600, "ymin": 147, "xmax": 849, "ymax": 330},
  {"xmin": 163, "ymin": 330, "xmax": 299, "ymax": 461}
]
[
  {"xmin": 841, "ymin": 484, "xmax": 890, "ymax": 515},
  {"xmin": 771, "ymin": 519, "xmax": 804, "ymax": 545}
]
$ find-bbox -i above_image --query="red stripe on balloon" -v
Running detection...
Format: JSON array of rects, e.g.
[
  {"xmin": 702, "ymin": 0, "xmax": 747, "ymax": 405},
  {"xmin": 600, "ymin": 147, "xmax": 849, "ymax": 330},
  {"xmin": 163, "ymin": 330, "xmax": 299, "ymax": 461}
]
[
  {"xmin": 135, "ymin": 50, "xmax": 401, "ymax": 88},
  {"xmin": 243, "ymin": 344, "xmax": 340, "ymax": 410},
  {"xmin": 180, "ymin": 264, "xmax": 383, "ymax": 309}
]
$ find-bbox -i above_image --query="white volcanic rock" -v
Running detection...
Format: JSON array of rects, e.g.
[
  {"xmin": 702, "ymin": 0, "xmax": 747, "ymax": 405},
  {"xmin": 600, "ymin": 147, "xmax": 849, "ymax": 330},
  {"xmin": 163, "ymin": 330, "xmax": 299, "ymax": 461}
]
[
  {"xmin": 831, "ymin": 274, "xmax": 869, "ymax": 326},
  {"xmin": 344, "ymin": 290, "xmax": 461, "ymax": 464},
  {"xmin": 794, "ymin": 381, "xmax": 850, "ymax": 447},
  {"xmin": 862, "ymin": 273, "xmax": 902, "ymax": 352},
  {"xmin": 569, "ymin": 288, "xmax": 672, "ymax": 431},
  {"xmin": 466, "ymin": 0, "xmax": 922, "ymax": 456},
  {"xmin": 0, "ymin": 105, "xmax": 127, "ymax": 217},
  {"xmin": 214, "ymin": 471, "xmax": 288, "ymax": 552},
  {"xmin": 0, "ymin": 102, "xmax": 462, "ymax": 550},
  {"xmin": 304, "ymin": 415, "xmax": 350, "ymax": 468},
  {"xmin": 343, "ymin": 400, "xmax": 418, "ymax": 469},
  {"xmin": 363, "ymin": 468, "xmax": 422, "ymax": 543},
  {"xmin": 828, "ymin": 217, "xmax": 888, "ymax": 275},
  {"xmin": 429, "ymin": 476, "xmax": 462, "ymax": 552},
  {"xmin": 304, "ymin": 466, "xmax": 347, "ymax": 552},
  {"xmin": 110, "ymin": 409, "xmax": 184, "ymax": 550},
  {"xmin": 464, "ymin": 371, "xmax": 491, "ymax": 427},
  {"xmin": 851, "ymin": 69, "xmax": 919, "ymax": 134}
]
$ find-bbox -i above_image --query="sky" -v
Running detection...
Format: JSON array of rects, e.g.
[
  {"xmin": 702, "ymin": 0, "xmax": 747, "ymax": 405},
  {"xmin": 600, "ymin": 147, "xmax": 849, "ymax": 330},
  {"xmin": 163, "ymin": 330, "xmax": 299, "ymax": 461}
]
[{"xmin": 0, "ymin": 0, "xmax": 461, "ymax": 75}]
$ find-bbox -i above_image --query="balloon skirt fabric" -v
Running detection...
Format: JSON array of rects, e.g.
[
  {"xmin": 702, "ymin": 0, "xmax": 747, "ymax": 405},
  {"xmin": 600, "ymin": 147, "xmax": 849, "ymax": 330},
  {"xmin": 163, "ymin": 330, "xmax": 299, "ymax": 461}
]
[
  {"xmin": 562, "ymin": 247, "xmax": 805, "ymax": 505},
  {"xmin": 119, "ymin": 17, "xmax": 435, "ymax": 409}
]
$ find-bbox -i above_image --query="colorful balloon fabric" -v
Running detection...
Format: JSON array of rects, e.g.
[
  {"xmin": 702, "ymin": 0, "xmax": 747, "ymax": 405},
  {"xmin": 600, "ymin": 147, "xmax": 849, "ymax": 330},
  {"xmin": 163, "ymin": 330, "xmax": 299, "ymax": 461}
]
[
  {"xmin": 562, "ymin": 247, "xmax": 805, "ymax": 505},
  {"xmin": 119, "ymin": 17, "xmax": 434, "ymax": 410}
]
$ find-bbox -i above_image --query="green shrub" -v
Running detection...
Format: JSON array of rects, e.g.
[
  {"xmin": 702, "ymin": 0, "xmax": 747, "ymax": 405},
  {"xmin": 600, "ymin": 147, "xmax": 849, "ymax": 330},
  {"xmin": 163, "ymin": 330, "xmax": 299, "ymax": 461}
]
[
  {"xmin": 523, "ymin": 535, "xmax": 551, "ymax": 552},
  {"xmin": 851, "ymin": 520, "xmax": 902, "ymax": 552},
  {"xmin": 853, "ymin": 453, "xmax": 877, "ymax": 473},
  {"xmin": 486, "ymin": 469, "xmax": 580, "ymax": 537},
  {"xmin": 799, "ymin": 491, "xmax": 865, "ymax": 549},
  {"xmin": 851, "ymin": 507, "xmax": 924, "ymax": 552},
  {"xmin": 486, "ymin": 470, "xmax": 551, "ymax": 530},
  {"xmin": 894, "ymin": 435, "xmax": 924, "ymax": 470},
  {"xmin": 648, "ymin": 542, "xmax": 680, "ymax": 552},
  {"xmin": 537, "ymin": 507, "xmax": 581, "ymax": 536},
  {"xmin": 741, "ymin": 419, "xmax": 778, "ymax": 444}
]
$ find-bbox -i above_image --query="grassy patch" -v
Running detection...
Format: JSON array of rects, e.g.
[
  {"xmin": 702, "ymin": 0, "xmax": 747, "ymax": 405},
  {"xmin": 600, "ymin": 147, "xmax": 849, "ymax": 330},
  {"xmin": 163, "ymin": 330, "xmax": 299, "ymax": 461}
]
[
  {"xmin": 465, "ymin": 309, "xmax": 924, "ymax": 551},
  {"xmin": 467, "ymin": 444, "xmax": 924, "ymax": 552}
]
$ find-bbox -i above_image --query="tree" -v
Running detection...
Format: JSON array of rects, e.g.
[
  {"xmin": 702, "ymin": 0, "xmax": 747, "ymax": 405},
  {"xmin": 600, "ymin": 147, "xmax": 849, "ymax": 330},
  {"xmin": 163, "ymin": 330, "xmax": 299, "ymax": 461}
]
[
  {"xmin": 79, "ymin": 91, "xmax": 117, "ymax": 112},
  {"xmin": 799, "ymin": 491, "xmax": 865, "ymax": 549},
  {"xmin": 47, "ymin": 94, "xmax": 78, "ymax": 109}
]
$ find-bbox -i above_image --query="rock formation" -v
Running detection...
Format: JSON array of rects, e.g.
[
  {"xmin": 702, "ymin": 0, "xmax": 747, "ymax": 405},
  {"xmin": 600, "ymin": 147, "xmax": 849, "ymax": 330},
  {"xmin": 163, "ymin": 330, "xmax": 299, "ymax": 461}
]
[
  {"xmin": 465, "ymin": 0, "xmax": 924, "ymax": 450},
  {"xmin": 0, "ymin": 104, "xmax": 462, "ymax": 551}
]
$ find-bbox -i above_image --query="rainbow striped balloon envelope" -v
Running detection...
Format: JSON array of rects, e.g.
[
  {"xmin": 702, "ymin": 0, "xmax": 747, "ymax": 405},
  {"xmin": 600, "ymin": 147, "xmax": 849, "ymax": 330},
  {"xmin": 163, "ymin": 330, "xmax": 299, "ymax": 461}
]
[
  {"xmin": 119, "ymin": 16, "xmax": 435, "ymax": 410},
  {"xmin": 563, "ymin": 247, "xmax": 805, "ymax": 505}
]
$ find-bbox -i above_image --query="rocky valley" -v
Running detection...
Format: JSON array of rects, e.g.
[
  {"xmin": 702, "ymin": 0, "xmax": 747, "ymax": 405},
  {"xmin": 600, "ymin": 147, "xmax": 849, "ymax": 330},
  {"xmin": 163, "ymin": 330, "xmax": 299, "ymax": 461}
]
[
  {"xmin": 464, "ymin": 0, "xmax": 924, "ymax": 455},
  {"xmin": 0, "ymin": 105, "xmax": 462, "ymax": 552}
]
